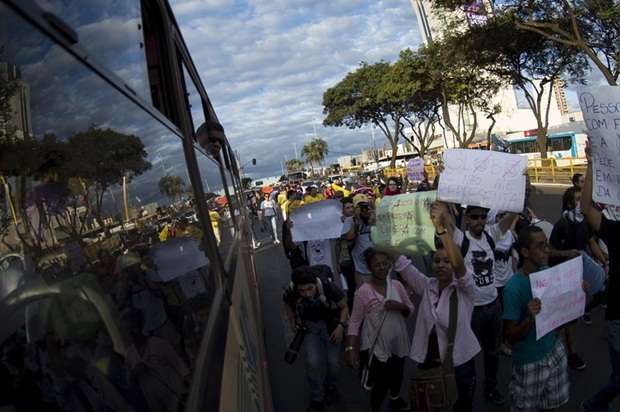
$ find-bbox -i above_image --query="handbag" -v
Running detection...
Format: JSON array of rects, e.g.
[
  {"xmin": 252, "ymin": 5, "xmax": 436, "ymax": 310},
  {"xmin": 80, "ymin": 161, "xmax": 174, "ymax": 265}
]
[
  {"xmin": 412, "ymin": 291, "xmax": 459, "ymax": 411},
  {"xmin": 360, "ymin": 311, "xmax": 388, "ymax": 391}
]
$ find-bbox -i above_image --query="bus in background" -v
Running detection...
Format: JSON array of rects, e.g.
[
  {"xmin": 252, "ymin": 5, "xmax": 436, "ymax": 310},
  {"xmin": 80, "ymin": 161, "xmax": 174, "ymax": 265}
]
[
  {"xmin": 0, "ymin": 1, "xmax": 272, "ymax": 411},
  {"xmin": 505, "ymin": 130, "xmax": 587, "ymax": 166}
]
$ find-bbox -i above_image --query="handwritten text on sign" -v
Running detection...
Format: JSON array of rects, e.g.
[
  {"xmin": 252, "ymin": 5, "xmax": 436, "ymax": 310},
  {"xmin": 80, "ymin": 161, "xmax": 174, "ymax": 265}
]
[
  {"xmin": 579, "ymin": 86, "xmax": 620, "ymax": 207},
  {"xmin": 371, "ymin": 191, "xmax": 436, "ymax": 255},
  {"xmin": 407, "ymin": 158, "xmax": 425, "ymax": 182},
  {"xmin": 290, "ymin": 200, "xmax": 344, "ymax": 242},
  {"xmin": 438, "ymin": 149, "xmax": 527, "ymax": 212},
  {"xmin": 530, "ymin": 257, "xmax": 585, "ymax": 340}
]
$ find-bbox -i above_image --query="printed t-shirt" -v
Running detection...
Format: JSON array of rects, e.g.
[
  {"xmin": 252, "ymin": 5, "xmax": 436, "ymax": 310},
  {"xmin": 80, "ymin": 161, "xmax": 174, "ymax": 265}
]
[
  {"xmin": 600, "ymin": 216, "xmax": 620, "ymax": 320},
  {"xmin": 307, "ymin": 239, "xmax": 338, "ymax": 276},
  {"xmin": 352, "ymin": 222, "xmax": 373, "ymax": 275},
  {"xmin": 502, "ymin": 271, "xmax": 557, "ymax": 365},
  {"xmin": 453, "ymin": 225, "xmax": 503, "ymax": 306}
]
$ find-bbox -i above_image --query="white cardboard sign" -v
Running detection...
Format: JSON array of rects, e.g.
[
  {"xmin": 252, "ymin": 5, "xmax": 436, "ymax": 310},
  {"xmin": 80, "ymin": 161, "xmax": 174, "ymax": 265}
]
[
  {"xmin": 290, "ymin": 200, "xmax": 344, "ymax": 242},
  {"xmin": 438, "ymin": 149, "xmax": 527, "ymax": 212},
  {"xmin": 578, "ymin": 86, "xmax": 620, "ymax": 206},
  {"xmin": 530, "ymin": 257, "xmax": 585, "ymax": 340}
]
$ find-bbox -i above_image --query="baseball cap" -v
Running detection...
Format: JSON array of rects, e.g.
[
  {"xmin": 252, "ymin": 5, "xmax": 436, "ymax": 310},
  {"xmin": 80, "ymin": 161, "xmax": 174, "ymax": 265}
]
[{"xmin": 353, "ymin": 194, "xmax": 370, "ymax": 208}]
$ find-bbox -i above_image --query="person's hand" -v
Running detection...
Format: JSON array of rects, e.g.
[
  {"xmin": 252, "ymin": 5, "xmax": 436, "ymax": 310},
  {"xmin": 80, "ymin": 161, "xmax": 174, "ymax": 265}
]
[
  {"xmin": 384, "ymin": 300, "xmax": 405, "ymax": 312},
  {"xmin": 329, "ymin": 324, "xmax": 344, "ymax": 344},
  {"xmin": 346, "ymin": 349, "xmax": 360, "ymax": 369},
  {"xmin": 430, "ymin": 201, "xmax": 449, "ymax": 232},
  {"xmin": 567, "ymin": 249, "xmax": 581, "ymax": 258},
  {"xmin": 528, "ymin": 298, "xmax": 542, "ymax": 317}
]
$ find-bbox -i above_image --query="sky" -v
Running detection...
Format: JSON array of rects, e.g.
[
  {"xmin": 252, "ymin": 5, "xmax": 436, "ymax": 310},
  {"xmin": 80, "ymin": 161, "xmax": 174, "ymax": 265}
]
[{"xmin": 169, "ymin": 0, "xmax": 423, "ymax": 178}]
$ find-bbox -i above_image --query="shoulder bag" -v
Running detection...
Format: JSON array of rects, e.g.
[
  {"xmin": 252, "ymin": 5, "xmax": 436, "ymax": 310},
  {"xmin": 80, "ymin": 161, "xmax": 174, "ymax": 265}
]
[
  {"xmin": 360, "ymin": 311, "xmax": 388, "ymax": 391},
  {"xmin": 412, "ymin": 290, "xmax": 459, "ymax": 411}
]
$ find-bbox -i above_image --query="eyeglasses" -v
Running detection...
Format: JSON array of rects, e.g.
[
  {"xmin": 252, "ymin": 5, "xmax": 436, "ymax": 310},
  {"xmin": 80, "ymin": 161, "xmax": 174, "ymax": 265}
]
[{"xmin": 468, "ymin": 214, "xmax": 487, "ymax": 221}]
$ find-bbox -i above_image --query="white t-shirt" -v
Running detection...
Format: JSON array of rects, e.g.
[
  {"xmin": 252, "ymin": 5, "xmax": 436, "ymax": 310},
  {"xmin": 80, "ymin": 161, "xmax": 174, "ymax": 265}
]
[
  {"xmin": 341, "ymin": 216, "xmax": 354, "ymax": 235},
  {"xmin": 352, "ymin": 222, "xmax": 373, "ymax": 275},
  {"xmin": 491, "ymin": 229, "xmax": 515, "ymax": 288},
  {"xmin": 260, "ymin": 200, "xmax": 277, "ymax": 217},
  {"xmin": 453, "ymin": 224, "xmax": 503, "ymax": 306},
  {"xmin": 307, "ymin": 239, "xmax": 338, "ymax": 276}
]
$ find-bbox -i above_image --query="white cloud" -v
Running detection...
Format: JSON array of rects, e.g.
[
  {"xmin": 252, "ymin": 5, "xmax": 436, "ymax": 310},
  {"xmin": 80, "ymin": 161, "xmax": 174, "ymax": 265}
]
[{"xmin": 170, "ymin": 0, "xmax": 422, "ymax": 178}]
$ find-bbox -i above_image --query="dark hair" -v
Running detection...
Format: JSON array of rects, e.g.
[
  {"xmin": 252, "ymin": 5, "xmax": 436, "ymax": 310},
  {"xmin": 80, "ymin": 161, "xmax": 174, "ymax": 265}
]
[
  {"xmin": 572, "ymin": 173, "xmax": 583, "ymax": 186},
  {"xmin": 516, "ymin": 225, "xmax": 544, "ymax": 256},
  {"xmin": 562, "ymin": 186, "xmax": 581, "ymax": 211},
  {"xmin": 363, "ymin": 247, "xmax": 389, "ymax": 268},
  {"xmin": 387, "ymin": 177, "xmax": 398, "ymax": 185},
  {"xmin": 291, "ymin": 266, "xmax": 318, "ymax": 287},
  {"xmin": 341, "ymin": 196, "xmax": 353, "ymax": 205},
  {"xmin": 465, "ymin": 205, "xmax": 489, "ymax": 215}
]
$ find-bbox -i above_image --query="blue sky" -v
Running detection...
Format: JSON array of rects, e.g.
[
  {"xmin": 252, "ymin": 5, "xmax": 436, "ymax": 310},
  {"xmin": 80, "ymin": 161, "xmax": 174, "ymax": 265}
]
[{"xmin": 169, "ymin": 0, "xmax": 423, "ymax": 178}]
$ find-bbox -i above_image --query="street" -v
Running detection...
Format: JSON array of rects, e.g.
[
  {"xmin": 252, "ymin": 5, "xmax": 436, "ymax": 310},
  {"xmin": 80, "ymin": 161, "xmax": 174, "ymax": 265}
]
[{"xmin": 255, "ymin": 186, "xmax": 618, "ymax": 412}]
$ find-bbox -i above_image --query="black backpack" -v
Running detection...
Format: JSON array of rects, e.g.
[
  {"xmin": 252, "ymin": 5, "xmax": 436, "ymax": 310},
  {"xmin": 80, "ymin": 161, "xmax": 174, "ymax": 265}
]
[{"xmin": 460, "ymin": 230, "xmax": 496, "ymax": 257}]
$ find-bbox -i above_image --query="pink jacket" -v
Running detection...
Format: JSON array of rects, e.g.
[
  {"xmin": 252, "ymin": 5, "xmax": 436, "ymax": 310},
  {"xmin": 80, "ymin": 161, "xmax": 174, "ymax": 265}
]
[{"xmin": 394, "ymin": 256, "xmax": 480, "ymax": 367}]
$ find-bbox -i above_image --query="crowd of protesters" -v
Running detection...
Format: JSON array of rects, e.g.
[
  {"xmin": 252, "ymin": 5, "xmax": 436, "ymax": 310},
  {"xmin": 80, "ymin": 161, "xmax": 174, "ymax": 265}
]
[{"xmin": 276, "ymin": 141, "xmax": 618, "ymax": 412}]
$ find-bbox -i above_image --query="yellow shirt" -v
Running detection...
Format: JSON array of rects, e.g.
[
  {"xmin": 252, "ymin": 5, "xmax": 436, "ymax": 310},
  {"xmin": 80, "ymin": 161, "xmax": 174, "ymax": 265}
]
[
  {"xmin": 209, "ymin": 210, "xmax": 220, "ymax": 229},
  {"xmin": 331, "ymin": 183, "xmax": 350, "ymax": 197},
  {"xmin": 277, "ymin": 192, "xmax": 288, "ymax": 206},
  {"xmin": 303, "ymin": 194, "xmax": 324, "ymax": 204}
]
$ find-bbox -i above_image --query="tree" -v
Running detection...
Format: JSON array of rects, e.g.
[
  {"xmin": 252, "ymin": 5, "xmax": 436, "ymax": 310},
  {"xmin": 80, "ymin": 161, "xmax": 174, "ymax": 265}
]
[
  {"xmin": 66, "ymin": 127, "xmax": 152, "ymax": 226},
  {"xmin": 323, "ymin": 62, "xmax": 405, "ymax": 168},
  {"xmin": 460, "ymin": 17, "xmax": 588, "ymax": 157},
  {"xmin": 301, "ymin": 138, "xmax": 329, "ymax": 175},
  {"xmin": 415, "ymin": 38, "xmax": 503, "ymax": 148},
  {"xmin": 286, "ymin": 158, "xmax": 305, "ymax": 173},
  {"xmin": 241, "ymin": 177, "xmax": 253, "ymax": 189},
  {"xmin": 158, "ymin": 175, "xmax": 185, "ymax": 202},
  {"xmin": 431, "ymin": 0, "xmax": 620, "ymax": 85}
]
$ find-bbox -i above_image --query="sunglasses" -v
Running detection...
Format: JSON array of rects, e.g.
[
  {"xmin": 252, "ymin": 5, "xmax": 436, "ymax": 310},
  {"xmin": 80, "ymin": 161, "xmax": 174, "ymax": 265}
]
[{"xmin": 468, "ymin": 214, "xmax": 488, "ymax": 221}]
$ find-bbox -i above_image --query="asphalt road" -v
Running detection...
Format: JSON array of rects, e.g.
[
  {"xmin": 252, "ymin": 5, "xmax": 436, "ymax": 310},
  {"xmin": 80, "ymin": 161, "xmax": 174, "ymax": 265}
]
[{"xmin": 255, "ymin": 186, "xmax": 617, "ymax": 412}]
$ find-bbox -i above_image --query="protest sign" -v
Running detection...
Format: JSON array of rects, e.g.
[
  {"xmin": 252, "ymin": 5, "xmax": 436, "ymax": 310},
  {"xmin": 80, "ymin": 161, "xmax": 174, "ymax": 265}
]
[
  {"xmin": 290, "ymin": 200, "xmax": 344, "ymax": 242},
  {"xmin": 438, "ymin": 149, "xmax": 527, "ymax": 212},
  {"xmin": 371, "ymin": 191, "xmax": 436, "ymax": 255},
  {"xmin": 407, "ymin": 158, "xmax": 425, "ymax": 182},
  {"xmin": 530, "ymin": 256, "xmax": 585, "ymax": 340},
  {"xmin": 578, "ymin": 86, "xmax": 620, "ymax": 206}
]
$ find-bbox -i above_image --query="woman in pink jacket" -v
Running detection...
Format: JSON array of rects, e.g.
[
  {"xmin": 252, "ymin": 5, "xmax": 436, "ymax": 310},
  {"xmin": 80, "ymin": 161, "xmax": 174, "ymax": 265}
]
[{"xmin": 396, "ymin": 202, "xmax": 480, "ymax": 412}]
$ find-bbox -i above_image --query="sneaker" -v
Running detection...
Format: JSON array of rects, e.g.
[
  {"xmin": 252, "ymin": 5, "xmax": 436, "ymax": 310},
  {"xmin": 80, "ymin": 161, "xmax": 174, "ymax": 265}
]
[
  {"xmin": 484, "ymin": 389, "xmax": 506, "ymax": 405},
  {"xmin": 307, "ymin": 400, "xmax": 325, "ymax": 412},
  {"xmin": 389, "ymin": 397, "xmax": 411, "ymax": 411},
  {"xmin": 274, "ymin": 240, "xmax": 280, "ymax": 245},
  {"xmin": 568, "ymin": 353, "xmax": 587, "ymax": 371},
  {"xmin": 500, "ymin": 343, "xmax": 512, "ymax": 357},
  {"xmin": 583, "ymin": 313, "xmax": 593, "ymax": 325}
]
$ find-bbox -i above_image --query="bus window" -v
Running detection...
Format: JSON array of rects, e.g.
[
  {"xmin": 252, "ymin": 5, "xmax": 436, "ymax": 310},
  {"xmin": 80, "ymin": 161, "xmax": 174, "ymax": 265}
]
[
  {"xmin": 181, "ymin": 61, "xmax": 206, "ymax": 135},
  {"xmin": 547, "ymin": 136, "xmax": 572, "ymax": 152},
  {"xmin": 0, "ymin": 5, "xmax": 220, "ymax": 410},
  {"xmin": 32, "ymin": 0, "xmax": 152, "ymax": 103}
]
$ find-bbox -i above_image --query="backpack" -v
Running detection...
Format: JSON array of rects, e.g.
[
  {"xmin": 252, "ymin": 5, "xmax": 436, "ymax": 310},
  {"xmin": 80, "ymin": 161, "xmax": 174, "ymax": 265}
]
[{"xmin": 460, "ymin": 230, "xmax": 496, "ymax": 258}]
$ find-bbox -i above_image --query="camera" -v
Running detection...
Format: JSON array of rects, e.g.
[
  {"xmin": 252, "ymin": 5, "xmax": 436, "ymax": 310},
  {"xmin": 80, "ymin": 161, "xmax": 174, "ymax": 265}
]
[{"xmin": 284, "ymin": 324, "xmax": 307, "ymax": 364}]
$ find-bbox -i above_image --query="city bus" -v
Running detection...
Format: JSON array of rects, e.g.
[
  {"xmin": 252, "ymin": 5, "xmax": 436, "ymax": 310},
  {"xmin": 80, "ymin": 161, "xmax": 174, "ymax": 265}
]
[
  {"xmin": 505, "ymin": 131, "xmax": 587, "ymax": 166},
  {"xmin": 0, "ymin": 1, "xmax": 272, "ymax": 411}
]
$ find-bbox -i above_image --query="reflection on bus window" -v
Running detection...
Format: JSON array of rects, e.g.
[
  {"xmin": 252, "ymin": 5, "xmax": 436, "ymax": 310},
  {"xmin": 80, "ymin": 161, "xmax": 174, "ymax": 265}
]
[{"xmin": 0, "ymin": 5, "xmax": 223, "ymax": 410}]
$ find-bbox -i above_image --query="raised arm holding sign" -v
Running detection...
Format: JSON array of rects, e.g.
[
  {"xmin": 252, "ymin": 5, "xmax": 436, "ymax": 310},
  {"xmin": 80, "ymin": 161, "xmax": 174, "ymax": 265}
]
[
  {"xmin": 438, "ymin": 149, "xmax": 527, "ymax": 213},
  {"xmin": 290, "ymin": 200, "xmax": 344, "ymax": 242}
]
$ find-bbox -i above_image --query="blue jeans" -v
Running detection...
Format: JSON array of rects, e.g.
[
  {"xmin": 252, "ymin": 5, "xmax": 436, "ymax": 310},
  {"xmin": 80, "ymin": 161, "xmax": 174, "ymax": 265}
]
[
  {"xmin": 583, "ymin": 320, "xmax": 620, "ymax": 411},
  {"xmin": 304, "ymin": 320, "xmax": 341, "ymax": 402},
  {"xmin": 266, "ymin": 215, "xmax": 279, "ymax": 242}
]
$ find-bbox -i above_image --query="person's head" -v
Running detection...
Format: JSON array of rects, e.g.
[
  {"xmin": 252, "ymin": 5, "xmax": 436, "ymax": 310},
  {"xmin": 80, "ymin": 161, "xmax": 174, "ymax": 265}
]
[
  {"xmin": 387, "ymin": 178, "xmax": 398, "ymax": 190},
  {"xmin": 431, "ymin": 243, "xmax": 454, "ymax": 286},
  {"xmin": 334, "ymin": 190, "xmax": 344, "ymax": 201},
  {"xmin": 291, "ymin": 266, "xmax": 318, "ymax": 299},
  {"xmin": 309, "ymin": 186, "xmax": 318, "ymax": 196},
  {"xmin": 562, "ymin": 186, "xmax": 582, "ymax": 211},
  {"xmin": 353, "ymin": 194, "xmax": 371, "ymax": 219},
  {"xmin": 572, "ymin": 173, "xmax": 584, "ymax": 189},
  {"xmin": 263, "ymin": 192, "xmax": 270, "ymax": 200},
  {"xmin": 342, "ymin": 196, "xmax": 355, "ymax": 217},
  {"xmin": 464, "ymin": 205, "xmax": 489, "ymax": 237},
  {"xmin": 517, "ymin": 225, "xmax": 549, "ymax": 270},
  {"xmin": 196, "ymin": 121, "xmax": 225, "ymax": 158},
  {"xmin": 333, "ymin": 177, "xmax": 342, "ymax": 185},
  {"xmin": 364, "ymin": 248, "xmax": 391, "ymax": 280}
]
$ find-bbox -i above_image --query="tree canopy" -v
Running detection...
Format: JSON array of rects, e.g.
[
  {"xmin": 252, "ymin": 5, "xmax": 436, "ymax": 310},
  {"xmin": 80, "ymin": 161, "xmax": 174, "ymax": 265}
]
[
  {"xmin": 158, "ymin": 175, "xmax": 185, "ymax": 201},
  {"xmin": 286, "ymin": 158, "xmax": 305, "ymax": 173},
  {"xmin": 301, "ymin": 138, "xmax": 328, "ymax": 174}
]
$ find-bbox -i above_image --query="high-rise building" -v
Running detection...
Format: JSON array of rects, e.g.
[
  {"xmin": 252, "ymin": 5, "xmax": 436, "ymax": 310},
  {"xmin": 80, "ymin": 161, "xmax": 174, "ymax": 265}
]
[{"xmin": 0, "ymin": 62, "xmax": 32, "ymax": 140}]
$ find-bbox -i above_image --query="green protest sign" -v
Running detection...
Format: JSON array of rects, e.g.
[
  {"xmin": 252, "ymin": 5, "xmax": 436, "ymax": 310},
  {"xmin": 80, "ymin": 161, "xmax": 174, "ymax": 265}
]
[{"xmin": 371, "ymin": 191, "xmax": 436, "ymax": 256}]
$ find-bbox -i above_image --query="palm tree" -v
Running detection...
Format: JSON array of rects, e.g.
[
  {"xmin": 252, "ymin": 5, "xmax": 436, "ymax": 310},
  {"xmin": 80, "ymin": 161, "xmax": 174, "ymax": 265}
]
[
  {"xmin": 158, "ymin": 175, "xmax": 185, "ymax": 202},
  {"xmin": 301, "ymin": 138, "xmax": 328, "ymax": 175},
  {"xmin": 286, "ymin": 158, "xmax": 305, "ymax": 173}
]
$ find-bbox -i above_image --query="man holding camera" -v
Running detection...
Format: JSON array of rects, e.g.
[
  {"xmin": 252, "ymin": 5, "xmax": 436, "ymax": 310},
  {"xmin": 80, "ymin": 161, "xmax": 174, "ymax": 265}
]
[{"xmin": 283, "ymin": 265, "xmax": 349, "ymax": 412}]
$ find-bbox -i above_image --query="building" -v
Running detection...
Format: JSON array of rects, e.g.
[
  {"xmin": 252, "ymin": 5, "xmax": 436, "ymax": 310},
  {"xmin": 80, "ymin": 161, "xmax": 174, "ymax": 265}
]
[{"xmin": 0, "ymin": 62, "xmax": 32, "ymax": 140}]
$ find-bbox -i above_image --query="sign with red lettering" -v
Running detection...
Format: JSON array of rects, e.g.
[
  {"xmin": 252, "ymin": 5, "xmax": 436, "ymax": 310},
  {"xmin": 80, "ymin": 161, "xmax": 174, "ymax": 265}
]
[
  {"xmin": 579, "ymin": 86, "xmax": 620, "ymax": 206},
  {"xmin": 530, "ymin": 257, "xmax": 585, "ymax": 340}
]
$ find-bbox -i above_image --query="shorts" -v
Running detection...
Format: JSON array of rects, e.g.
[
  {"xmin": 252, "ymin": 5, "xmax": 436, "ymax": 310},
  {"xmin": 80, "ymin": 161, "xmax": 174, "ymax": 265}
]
[{"xmin": 510, "ymin": 340, "xmax": 569, "ymax": 412}]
